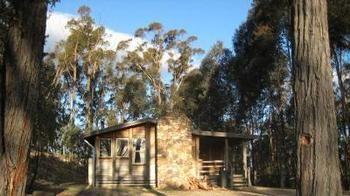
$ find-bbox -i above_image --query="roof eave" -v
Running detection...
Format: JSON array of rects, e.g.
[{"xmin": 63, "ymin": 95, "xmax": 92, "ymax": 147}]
[
  {"xmin": 84, "ymin": 118, "xmax": 157, "ymax": 140},
  {"xmin": 192, "ymin": 129, "xmax": 257, "ymax": 140}
]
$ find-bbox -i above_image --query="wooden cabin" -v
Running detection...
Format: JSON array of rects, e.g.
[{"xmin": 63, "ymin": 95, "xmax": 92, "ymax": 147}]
[{"xmin": 84, "ymin": 115, "xmax": 256, "ymax": 188}]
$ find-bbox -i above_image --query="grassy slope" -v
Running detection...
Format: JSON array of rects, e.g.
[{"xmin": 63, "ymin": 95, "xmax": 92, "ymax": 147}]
[{"xmin": 27, "ymin": 153, "xmax": 87, "ymax": 194}]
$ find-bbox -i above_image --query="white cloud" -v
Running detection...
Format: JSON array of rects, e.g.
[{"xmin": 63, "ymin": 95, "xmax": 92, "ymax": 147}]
[
  {"xmin": 45, "ymin": 11, "xmax": 74, "ymax": 52},
  {"xmin": 45, "ymin": 11, "xmax": 141, "ymax": 53}
]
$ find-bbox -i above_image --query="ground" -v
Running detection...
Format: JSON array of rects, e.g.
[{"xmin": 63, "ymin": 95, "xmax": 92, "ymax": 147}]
[
  {"xmin": 27, "ymin": 153, "xmax": 87, "ymax": 195},
  {"xmin": 31, "ymin": 184, "xmax": 266, "ymax": 196},
  {"xmin": 30, "ymin": 184, "xmax": 350, "ymax": 196},
  {"xmin": 27, "ymin": 154, "xmax": 350, "ymax": 196}
]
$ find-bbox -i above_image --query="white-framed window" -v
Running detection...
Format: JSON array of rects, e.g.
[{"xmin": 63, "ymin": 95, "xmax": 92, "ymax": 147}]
[
  {"xmin": 99, "ymin": 138, "xmax": 111, "ymax": 157},
  {"xmin": 115, "ymin": 138, "xmax": 129, "ymax": 157},
  {"xmin": 132, "ymin": 138, "xmax": 146, "ymax": 164}
]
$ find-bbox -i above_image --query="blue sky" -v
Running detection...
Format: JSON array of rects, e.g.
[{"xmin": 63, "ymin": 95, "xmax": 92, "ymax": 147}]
[{"xmin": 52, "ymin": 0, "xmax": 252, "ymax": 52}]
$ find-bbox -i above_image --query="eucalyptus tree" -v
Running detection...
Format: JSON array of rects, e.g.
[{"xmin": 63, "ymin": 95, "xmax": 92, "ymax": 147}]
[
  {"xmin": 27, "ymin": 56, "xmax": 61, "ymax": 192},
  {"xmin": 97, "ymin": 39, "xmax": 149, "ymax": 124},
  {"xmin": 53, "ymin": 6, "xmax": 115, "ymax": 132},
  {"xmin": 167, "ymin": 33, "xmax": 204, "ymax": 109},
  {"xmin": 229, "ymin": 0, "xmax": 296, "ymax": 188},
  {"xmin": 105, "ymin": 62, "xmax": 149, "ymax": 123},
  {"xmin": 178, "ymin": 41, "xmax": 236, "ymax": 130},
  {"xmin": 292, "ymin": 0, "xmax": 342, "ymax": 194},
  {"xmin": 229, "ymin": 0, "xmax": 349, "ymax": 190},
  {"xmin": 119, "ymin": 22, "xmax": 203, "ymax": 115},
  {"xmin": 0, "ymin": 0, "xmax": 50, "ymax": 194}
]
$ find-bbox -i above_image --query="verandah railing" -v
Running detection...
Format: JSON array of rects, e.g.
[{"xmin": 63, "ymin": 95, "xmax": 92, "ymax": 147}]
[{"xmin": 199, "ymin": 160, "xmax": 224, "ymax": 176}]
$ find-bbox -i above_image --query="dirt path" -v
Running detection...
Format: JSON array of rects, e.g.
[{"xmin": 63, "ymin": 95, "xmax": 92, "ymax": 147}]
[
  {"xmin": 236, "ymin": 186, "xmax": 350, "ymax": 196},
  {"xmin": 35, "ymin": 184, "xmax": 350, "ymax": 196},
  {"xmin": 161, "ymin": 189, "xmax": 263, "ymax": 196},
  {"xmin": 55, "ymin": 185, "xmax": 263, "ymax": 196}
]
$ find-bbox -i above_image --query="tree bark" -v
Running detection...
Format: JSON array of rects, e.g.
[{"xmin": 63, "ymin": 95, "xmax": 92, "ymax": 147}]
[
  {"xmin": 0, "ymin": 0, "xmax": 47, "ymax": 195},
  {"xmin": 0, "ymin": 38, "xmax": 4, "ymax": 156},
  {"xmin": 292, "ymin": 0, "xmax": 343, "ymax": 195},
  {"xmin": 86, "ymin": 76, "xmax": 94, "ymax": 132}
]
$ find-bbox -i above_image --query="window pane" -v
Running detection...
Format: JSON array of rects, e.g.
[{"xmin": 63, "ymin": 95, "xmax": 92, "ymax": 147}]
[
  {"xmin": 100, "ymin": 138, "xmax": 111, "ymax": 157},
  {"xmin": 116, "ymin": 138, "xmax": 129, "ymax": 157},
  {"xmin": 135, "ymin": 152, "xmax": 141, "ymax": 163},
  {"xmin": 133, "ymin": 138, "xmax": 145, "ymax": 164}
]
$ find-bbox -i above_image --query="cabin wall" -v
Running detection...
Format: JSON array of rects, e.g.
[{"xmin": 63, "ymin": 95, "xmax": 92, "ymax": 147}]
[
  {"xmin": 157, "ymin": 114, "xmax": 197, "ymax": 189},
  {"xmin": 94, "ymin": 124, "xmax": 156, "ymax": 186}
]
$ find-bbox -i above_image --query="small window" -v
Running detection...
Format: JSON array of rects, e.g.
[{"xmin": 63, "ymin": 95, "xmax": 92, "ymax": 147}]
[
  {"xmin": 99, "ymin": 138, "xmax": 111, "ymax": 157},
  {"xmin": 132, "ymin": 138, "xmax": 146, "ymax": 164},
  {"xmin": 116, "ymin": 138, "xmax": 129, "ymax": 157}
]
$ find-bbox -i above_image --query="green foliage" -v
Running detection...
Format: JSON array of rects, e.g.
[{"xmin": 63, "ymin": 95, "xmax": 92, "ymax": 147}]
[
  {"xmin": 178, "ymin": 41, "xmax": 235, "ymax": 130},
  {"xmin": 31, "ymin": 56, "xmax": 61, "ymax": 152},
  {"xmin": 230, "ymin": 0, "xmax": 350, "ymax": 188},
  {"xmin": 118, "ymin": 22, "xmax": 203, "ymax": 115},
  {"xmin": 53, "ymin": 6, "xmax": 115, "ymax": 131},
  {"xmin": 112, "ymin": 74, "xmax": 149, "ymax": 122},
  {"xmin": 60, "ymin": 121, "xmax": 90, "ymax": 162},
  {"xmin": 228, "ymin": 0, "xmax": 295, "ymax": 187},
  {"xmin": 20, "ymin": 0, "xmax": 350, "ymax": 191},
  {"xmin": 328, "ymin": 0, "xmax": 350, "ymax": 51},
  {"xmin": 328, "ymin": 0, "xmax": 350, "ymax": 186},
  {"xmin": 121, "ymin": 76, "xmax": 149, "ymax": 119},
  {"xmin": 61, "ymin": 122, "xmax": 81, "ymax": 150},
  {"xmin": 103, "ymin": 48, "xmax": 149, "ymax": 124},
  {"xmin": 232, "ymin": 0, "xmax": 289, "ymax": 122}
]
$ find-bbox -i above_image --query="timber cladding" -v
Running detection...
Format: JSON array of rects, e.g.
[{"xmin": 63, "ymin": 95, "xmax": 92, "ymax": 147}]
[
  {"xmin": 94, "ymin": 124, "xmax": 157, "ymax": 186},
  {"xmin": 88, "ymin": 115, "xmax": 199, "ymax": 188},
  {"xmin": 87, "ymin": 114, "xmax": 258, "ymax": 188}
]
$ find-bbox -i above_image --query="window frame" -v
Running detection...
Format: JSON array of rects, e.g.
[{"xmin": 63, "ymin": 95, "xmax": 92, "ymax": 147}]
[
  {"xmin": 132, "ymin": 138, "xmax": 146, "ymax": 165},
  {"xmin": 99, "ymin": 138, "xmax": 112, "ymax": 158},
  {"xmin": 115, "ymin": 138, "xmax": 129, "ymax": 158}
]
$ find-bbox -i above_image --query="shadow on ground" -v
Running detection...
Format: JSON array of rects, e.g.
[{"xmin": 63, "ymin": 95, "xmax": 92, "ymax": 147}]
[
  {"xmin": 75, "ymin": 186, "xmax": 166, "ymax": 196},
  {"xmin": 27, "ymin": 154, "xmax": 87, "ymax": 195}
]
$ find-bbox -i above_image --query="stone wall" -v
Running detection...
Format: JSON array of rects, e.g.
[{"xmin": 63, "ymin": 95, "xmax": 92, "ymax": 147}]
[{"xmin": 157, "ymin": 113, "xmax": 198, "ymax": 189}]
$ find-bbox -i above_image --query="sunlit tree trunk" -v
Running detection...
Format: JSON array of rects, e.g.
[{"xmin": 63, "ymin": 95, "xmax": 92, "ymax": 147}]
[
  {"xmin": 86, "ymin": 76, "xmax": 94, "ymax": 132},
  {"xmin": 292, "ymin": 0, "xmax": 343, "ymax": 195},
  {"xmin": 0, "ymin": 38, "xmax": 4, "ymax": 157},
  {"xmin": 0, "ymin": 0, "xmax": 47, "ymax": 195}
]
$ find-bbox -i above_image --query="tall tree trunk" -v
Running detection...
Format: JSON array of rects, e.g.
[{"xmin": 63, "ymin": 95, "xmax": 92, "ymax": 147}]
[
  {"xmin": 0, "ymin": 38, "xmax": 4, "ymax": 157},
  {"xmin": 0, "ymin": 0, "xmax": 47, "ymax": 195},
  {"xmin": 279, "ymin": 111, "xmax": 287, "ymax": 188},
  {"xmin": 292, "ymin": 0, "xmax": 343, "ymax": 195},
  {"xmin": 86, "ymin": 77, "xmax": 94, "ymax": 132}
]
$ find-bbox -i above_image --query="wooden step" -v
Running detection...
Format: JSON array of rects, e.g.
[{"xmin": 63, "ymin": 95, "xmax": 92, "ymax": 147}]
[
  {"xmin": 232, "ymin": 178, "xmax": 247, "ymax": 183},
  {"xmin": 232, "ymin": 181, "xmax": 248, "ymax": 187},
  {"xmin": 231, "ymin": 175, "xmax": 248, "ymax": 187},
  {"xmin": 232, "ymin": 184, "xmax": 248, "ymax": 187}
]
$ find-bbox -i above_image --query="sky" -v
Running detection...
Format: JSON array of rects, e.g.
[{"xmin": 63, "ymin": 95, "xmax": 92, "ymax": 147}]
[
  {"xmin": 46, "ymin": 1, "xmax": 253, "ymax": 127},
  {"xmin": 48, "ymin": 0, "xmax": 252, "ymax": 53}
]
